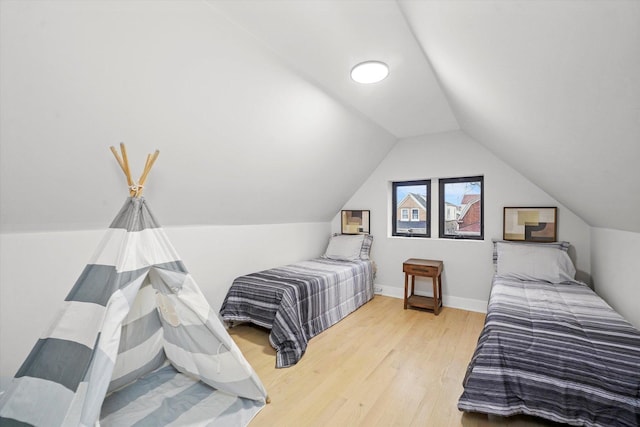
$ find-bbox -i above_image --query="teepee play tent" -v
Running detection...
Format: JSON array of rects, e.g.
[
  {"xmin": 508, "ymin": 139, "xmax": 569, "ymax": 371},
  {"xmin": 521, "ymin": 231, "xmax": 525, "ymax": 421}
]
[{"xmin": 0, "ymin": 145, "xmax": 268, "ymax": 426}]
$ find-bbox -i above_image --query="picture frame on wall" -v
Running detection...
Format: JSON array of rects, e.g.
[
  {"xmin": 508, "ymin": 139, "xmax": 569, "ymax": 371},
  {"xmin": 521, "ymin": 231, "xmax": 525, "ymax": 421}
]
[
  {"xmin": 503, "ymin": 207, "xmax": 557, "ymax": 242},
  {"xmin": 341, "ymin": 210, "xmax": 370, "ymax": 235}
]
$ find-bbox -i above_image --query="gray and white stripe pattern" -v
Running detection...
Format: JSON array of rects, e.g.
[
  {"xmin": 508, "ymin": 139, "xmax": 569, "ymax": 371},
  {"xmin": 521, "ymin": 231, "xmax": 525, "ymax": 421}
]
[
  {"xmin": 458, "ymin": 276, "xmax": 640, "ymax": 426},
  {"xmin": 0, "ymin": 197, "xmax": 267, "ymax": 426},
  {"xmin": 220, "ymin": 257, "xmax": 374, "ymax": 368},
  {"xmin": 100, "ymin": 364, "xmax": 264, "ymax": 427}
]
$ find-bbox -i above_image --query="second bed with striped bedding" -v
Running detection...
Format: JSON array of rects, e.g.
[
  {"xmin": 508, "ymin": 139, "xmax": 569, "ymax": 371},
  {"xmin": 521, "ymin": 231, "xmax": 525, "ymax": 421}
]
[
  {"xmin": 458, "ymin": 275, "xmax": 640, "ymax": 426},
  {"xmin": 220, "ymin": 257, "xmax": 374, "ymax": 368}
]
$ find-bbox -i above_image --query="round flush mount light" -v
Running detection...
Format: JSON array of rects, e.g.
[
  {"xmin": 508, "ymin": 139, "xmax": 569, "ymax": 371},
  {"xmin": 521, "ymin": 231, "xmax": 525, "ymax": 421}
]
[{"xmin": 350, "ymin": 61, "xmax": 389, "ymax": 84}]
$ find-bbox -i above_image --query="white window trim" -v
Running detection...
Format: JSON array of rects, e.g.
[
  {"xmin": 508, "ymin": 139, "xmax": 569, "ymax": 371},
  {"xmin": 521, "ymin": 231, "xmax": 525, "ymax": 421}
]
[
  {"xmin": 411, "ymin": 208, "xmax": 419, "ymax": 221},
  {"xmin": 401, "ymin": 209, "xmax": 409, "ymax": 221}
]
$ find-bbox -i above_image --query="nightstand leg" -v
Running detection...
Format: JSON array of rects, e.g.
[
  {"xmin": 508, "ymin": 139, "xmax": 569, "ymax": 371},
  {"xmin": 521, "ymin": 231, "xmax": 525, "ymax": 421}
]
[
  {"xmin": 438, "ymin": 274, "xmax": 442, "ymax": 313},
  {"xmin": 433, "ymin": 276, "xmax": 439, "ymax": 315},
  {"xmin": 404, "ymin": 273, "xmax": 408, "ymax": 309}
]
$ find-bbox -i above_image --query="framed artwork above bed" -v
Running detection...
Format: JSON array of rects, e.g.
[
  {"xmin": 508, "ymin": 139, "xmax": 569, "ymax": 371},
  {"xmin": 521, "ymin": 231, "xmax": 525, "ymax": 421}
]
[
  {"xmin": 503, "ymin": 207, "xmax": 557, "ymax": 242},
  {"xmin": 341, "ymin": 210, "xmax": 370, "ymax": 234}
]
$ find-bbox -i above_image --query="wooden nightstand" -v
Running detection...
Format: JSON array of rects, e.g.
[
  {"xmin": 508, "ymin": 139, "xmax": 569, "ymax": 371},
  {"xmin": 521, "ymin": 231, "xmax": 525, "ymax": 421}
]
[{"xmin": 403, "ymin": 258, "xmax": 443, "ymax": 315}]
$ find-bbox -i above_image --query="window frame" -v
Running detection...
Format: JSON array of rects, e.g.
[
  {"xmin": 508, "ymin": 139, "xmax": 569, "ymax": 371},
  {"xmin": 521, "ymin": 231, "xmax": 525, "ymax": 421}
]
[
  {"xmin": 392, "ymin": 179, "xmax": 431, "ymax": 238},
  {"xmin": 438, "ymin": 175, "xmax": 484, "ymax": 240}
]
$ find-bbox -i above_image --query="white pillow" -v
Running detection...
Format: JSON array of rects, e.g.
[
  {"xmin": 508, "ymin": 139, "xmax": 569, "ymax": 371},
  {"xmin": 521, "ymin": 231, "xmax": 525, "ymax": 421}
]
[
  {"xmin": 324, "ymin": 234, "xmax": 365, "ymax": 261},
  {"xmin": 496, "ymin": 241, "xmax": 576, "ymax": 283}
]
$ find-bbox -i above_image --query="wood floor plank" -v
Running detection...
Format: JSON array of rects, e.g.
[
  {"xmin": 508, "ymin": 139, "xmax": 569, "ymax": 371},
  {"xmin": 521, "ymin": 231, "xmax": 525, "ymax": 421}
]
[{"xmin": 230, "ymin": 295, "xmax": 560, "ymax": 426}]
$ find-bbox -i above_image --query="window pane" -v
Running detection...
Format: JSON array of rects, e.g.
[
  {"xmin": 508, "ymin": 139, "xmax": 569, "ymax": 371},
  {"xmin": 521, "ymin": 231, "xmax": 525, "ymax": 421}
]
[
  {"xmin": 392, "ymin": 180, "xmax": 430, "ymax": 237},
  {"xmin": 439, "ymin": 176, "xmax": 484, "ymax": 240}
]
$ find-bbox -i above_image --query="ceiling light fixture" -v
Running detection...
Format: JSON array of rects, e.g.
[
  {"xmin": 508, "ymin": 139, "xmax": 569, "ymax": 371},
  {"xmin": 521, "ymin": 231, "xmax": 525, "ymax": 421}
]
[{"xmin": 350, "ymin": 61, "xmax": 389, "ymax": 84}]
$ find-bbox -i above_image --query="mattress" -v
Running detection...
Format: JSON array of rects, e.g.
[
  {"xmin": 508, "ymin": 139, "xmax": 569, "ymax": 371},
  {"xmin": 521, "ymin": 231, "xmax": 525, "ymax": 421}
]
[{"xmin": 458, "ymin": 276, "xmax": 640, "ymax": 426}]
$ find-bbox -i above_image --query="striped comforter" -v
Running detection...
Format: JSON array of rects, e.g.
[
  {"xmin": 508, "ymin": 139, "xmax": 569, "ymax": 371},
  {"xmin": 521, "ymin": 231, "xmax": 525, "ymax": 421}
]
[
  {"xmin": 220, "ymin": 258, "xmax": 374, "ymax": 368},
  {"xmin": 458, "ymin": 276, "xmax": 640, "ymax": 426}
]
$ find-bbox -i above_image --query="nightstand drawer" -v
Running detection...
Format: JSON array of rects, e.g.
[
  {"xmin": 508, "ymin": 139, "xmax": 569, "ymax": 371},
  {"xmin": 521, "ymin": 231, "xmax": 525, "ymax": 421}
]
[{"xmin": 403, "ymin": 264, "xmax": 438, "ymax": 276}]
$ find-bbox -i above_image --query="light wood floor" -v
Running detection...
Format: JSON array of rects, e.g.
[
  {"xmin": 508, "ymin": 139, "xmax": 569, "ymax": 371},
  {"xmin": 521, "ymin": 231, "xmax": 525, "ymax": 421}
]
[{"xmin": 230, "ymin": 295, "xmax": 561, "ymax": 427}]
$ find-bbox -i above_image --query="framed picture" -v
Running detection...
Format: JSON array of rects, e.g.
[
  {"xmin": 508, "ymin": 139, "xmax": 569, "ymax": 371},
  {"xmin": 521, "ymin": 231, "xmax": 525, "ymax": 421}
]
[
  {"xmin": 341, "ymin": 210, "xmax": 370, "ymax": 234},
  {"xmin": 503, "ymin": 207, "xmax": 557, "ymax": 242}
]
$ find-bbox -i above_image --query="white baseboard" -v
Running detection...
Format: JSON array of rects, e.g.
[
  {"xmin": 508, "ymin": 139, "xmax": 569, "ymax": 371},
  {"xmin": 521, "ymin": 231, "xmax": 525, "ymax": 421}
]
[{"xmin": 374, "ymin": 283, "xmax": 487, "ymax": 314}]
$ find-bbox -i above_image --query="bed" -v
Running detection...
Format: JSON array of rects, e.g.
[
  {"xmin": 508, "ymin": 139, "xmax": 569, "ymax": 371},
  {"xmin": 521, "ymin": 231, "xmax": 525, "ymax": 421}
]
[
  {"xmin": 458, "ymin": 240, "xmax": 640, "ymax": 426},
  {"xmin": 220, "ymin": 234, "xmax": 374, "ymax": 368}
]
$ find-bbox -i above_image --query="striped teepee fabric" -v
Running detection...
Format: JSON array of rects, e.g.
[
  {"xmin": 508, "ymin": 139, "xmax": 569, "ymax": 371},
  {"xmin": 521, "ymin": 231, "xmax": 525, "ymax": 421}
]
[{"xmin": 0, "ymin": 197, "xmax": 267, "ymax": 426}]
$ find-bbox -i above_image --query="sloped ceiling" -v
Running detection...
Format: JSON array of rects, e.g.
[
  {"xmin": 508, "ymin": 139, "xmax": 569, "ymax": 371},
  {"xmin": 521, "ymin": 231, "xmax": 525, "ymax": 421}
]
[
  {"xmin": 1, "ymin": 1, "xmax": 639, "ymax": 233},
  {"xmin": 0, "ymin": 0, "xmax": 399, "ymax": 232},
  {"xmin": 211, "ymin": 0, "xmax": 640, "ymax": 233},
  {"xmin": 208, "ymin": 0, "xmax": 458, "ymax": 138},
  {"xmin": 399, "ymin": 0, "xmax": 640, "ymax": 233}
]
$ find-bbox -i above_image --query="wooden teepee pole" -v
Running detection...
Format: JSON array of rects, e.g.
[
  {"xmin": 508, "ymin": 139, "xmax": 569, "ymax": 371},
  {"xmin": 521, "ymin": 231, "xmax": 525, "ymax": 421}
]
[
  {"xmin": 109, "ymin": 146, "xmax": 127, "ymax": 177},
  {"xmin": 109, "ymin": 144, "xmax": 159, "ymax": 198},
  {"xmin": 119, "ymin": 143, "xmax": 135, "ymax": 195},
  {"xmin": 137, "ymin": 149, "xmax": 160, "ymax": 197}
]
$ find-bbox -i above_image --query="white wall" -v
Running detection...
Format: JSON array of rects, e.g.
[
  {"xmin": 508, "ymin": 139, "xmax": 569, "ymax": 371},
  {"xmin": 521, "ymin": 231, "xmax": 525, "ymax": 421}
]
[
  {"xmin": 0, "ymin": 221, "xmax": 330, "ymax": 377},
  {"xmin": 0, "ymin": 0, "xmax": 396, "ymax": 233},
  {"xmin": 590, "ymin": 227, "xmax": 640, "ymax": 328},
  {"xmin": 333, "ymin": 131, "xmax": 591, "ymax": 311}
]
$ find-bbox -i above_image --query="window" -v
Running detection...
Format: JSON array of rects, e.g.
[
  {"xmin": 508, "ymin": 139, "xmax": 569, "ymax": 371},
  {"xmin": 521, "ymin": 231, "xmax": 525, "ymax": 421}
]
[
  {"xmin": 439, "ymin": 176, "xmax": 484, "ymax": 240},
  {"xmin": 392, "ymin": 180, "xmax": 431, "ymax": 237}
]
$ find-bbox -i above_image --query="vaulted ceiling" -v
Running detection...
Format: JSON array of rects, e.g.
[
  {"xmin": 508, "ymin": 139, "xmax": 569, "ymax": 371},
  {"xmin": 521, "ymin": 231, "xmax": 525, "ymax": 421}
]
[{"xmin": 1, "ymin": 1, "xmax": 638, "ymax": 233}]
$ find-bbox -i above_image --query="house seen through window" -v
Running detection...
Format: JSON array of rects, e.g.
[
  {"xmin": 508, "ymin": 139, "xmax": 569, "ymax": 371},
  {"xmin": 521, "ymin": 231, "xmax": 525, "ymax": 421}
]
[
  {"xmin": 439, "ymin": 176, "xmax": 484, "ymax": 240},
  {"xmin": 392, "ymin": 180, "xmax": 431, "ymax": 237}
]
